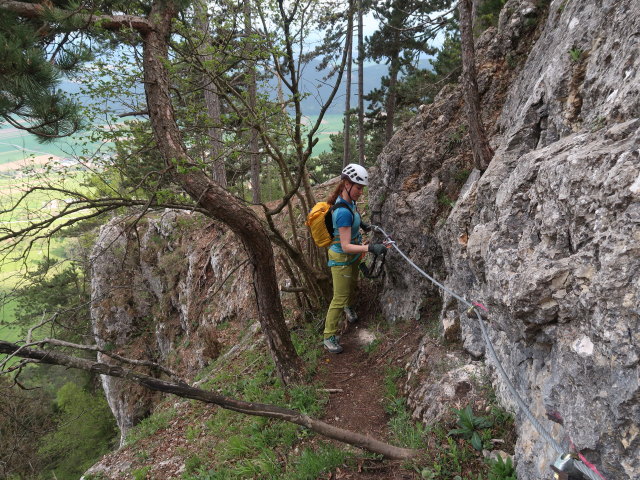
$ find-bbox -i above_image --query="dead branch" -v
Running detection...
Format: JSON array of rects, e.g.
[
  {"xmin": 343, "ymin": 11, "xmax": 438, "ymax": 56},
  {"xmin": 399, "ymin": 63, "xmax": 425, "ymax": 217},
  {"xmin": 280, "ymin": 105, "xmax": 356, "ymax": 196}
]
[{"xmin": 0, "ymin": 340, "xmax": 420, "ymax": 460}]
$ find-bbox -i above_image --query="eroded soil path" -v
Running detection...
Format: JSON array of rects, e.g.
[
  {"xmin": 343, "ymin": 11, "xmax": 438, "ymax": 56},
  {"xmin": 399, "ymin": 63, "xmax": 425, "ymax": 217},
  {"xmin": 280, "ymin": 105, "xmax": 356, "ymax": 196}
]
[{"xmin": 314, "ymin": 304, "xmax": 426, "ymax": 479}]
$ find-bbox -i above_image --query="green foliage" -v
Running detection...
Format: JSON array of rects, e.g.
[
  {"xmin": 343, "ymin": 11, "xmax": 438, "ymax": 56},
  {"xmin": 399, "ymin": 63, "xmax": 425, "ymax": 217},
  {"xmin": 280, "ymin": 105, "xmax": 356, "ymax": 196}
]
[
  {"xmin": 476, "ymin": 0, "xmax": 508, "ymax": 32},
  {"xmin": 449, "ymin": 405, "xmax": 493, "ymax": 451},
  {"xmin": 431, "ymin": 32, "xmax": 462, "ymax": 83},
  {"xmin": 454, "ymin": 168, "xmax": 472, "ymax": 184},
  {"xmin": 363, "ymin": 338, "xmax": 381, "ymax": 354},
  {"xmin": 0, "ymin": 10, "xmax": 90, "ymax": 141},
  {"xmin": 126, "ymin": 408, "xmax": 177, "ymax": 445},
  {"xmin": 131, "ymin": 465, "xmax": 152, "ymax": 480},
  {"xmin": 38, "ymin": 382, "xmax": 118, "ymax": 479},
  {"xmin": 282, "ymin": 444, "xmax": 350, "ymax": 479},
  {"xmin": 312, "ymin": 123, "xmax": 359, "ymax": 184},
  {"xmin": 488, "ymin": 455, "xmax": 517, "ymax": 480},
  {"xmin": 381, "ymin": 366, "xmax": 428, "ymax": 448},
  {"xmin": 413, "ymin": 424, "xmax": 479, "ymax": 479},
  {"xmin": 568, "ymin": 47, "xmax": 583, "ymax": 63},
  {"xmin": 13, "ymin": 260, "xmax": 90, "ymax": 340},
  {"xmin": 437, "ymin": 193, "xmax": 456, "ymax": 208}
]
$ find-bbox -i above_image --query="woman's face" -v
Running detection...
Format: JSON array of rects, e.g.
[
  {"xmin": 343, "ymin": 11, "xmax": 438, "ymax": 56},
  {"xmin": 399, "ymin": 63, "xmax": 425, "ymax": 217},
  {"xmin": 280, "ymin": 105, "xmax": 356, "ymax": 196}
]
[{"xmin": 345, "ymin": 181, "xmax": 365, "ymax": 201}]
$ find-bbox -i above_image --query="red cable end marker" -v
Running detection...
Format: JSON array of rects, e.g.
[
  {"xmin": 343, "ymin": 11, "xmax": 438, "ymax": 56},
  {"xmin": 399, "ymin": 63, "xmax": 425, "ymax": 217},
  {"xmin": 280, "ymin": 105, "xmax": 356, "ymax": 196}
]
[{"xmin": 473, "ymin": 302, "xmax": 488, "ymax": 312}]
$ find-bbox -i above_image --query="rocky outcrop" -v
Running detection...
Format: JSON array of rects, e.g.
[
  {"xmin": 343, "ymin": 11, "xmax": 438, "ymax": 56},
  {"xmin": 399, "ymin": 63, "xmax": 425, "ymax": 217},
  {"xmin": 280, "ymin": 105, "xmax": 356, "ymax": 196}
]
[
  {"xmin": 370, "ymin": 0, "xmax": 639, "ymax": 478},
  {"xmin": 90, "ymin": 210, "xmax": 256, "ymax": 444}
]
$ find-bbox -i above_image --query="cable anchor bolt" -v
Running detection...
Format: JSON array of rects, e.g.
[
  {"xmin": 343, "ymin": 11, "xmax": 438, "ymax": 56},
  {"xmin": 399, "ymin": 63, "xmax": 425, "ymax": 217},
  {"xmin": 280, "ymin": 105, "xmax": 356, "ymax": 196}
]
[
  {"xmin": 466, "ymin": 302, "xmax": 488, "ymax": 320},
  {"xmin": 551, "ymin": 453, "xmax": 588, "ymax": 480}
]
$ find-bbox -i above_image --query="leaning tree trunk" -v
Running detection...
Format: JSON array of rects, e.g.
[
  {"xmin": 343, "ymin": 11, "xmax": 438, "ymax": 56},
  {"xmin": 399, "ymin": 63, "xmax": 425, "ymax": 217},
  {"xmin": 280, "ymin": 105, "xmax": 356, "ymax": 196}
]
[
  {"xmin": 141, "ymin": 0, "xmax": 303, "ymax": 384},
  {"xmin": 458, "ymin": 0, "xmax": 493, "ymax": 171}
]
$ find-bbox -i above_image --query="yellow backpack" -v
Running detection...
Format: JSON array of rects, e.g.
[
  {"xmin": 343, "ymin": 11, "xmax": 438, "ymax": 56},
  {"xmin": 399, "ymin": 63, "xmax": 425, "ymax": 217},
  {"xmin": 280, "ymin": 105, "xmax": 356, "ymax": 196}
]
[{"xmin": 305, "ymin": 202, "xmax": 352, "ymax": 248}]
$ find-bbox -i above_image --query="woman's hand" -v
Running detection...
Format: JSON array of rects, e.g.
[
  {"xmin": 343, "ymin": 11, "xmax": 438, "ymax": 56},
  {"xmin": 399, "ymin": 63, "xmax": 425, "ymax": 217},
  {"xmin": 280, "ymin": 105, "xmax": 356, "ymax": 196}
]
[{"xmin": 368, "ymin": 243, "xmax": 387, "ymax": 256}]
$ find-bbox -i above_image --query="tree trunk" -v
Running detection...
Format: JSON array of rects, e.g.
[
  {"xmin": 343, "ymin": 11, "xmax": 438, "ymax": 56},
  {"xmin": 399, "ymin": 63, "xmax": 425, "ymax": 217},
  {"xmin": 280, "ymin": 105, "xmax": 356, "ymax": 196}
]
[
  {"xmin": 385, "ymin": 54, "xmax": 399, "ymax": 144},
  {"xmin": 0, "ymin": 340, "xmax": 420, "ymax": 460},
  {"xmin": 193, "ymin": 0, "xmax": 226, "ymax": 187},
  {"xmin": 342, "ymin": 0, "xmax": 353, "ymax": 168},
  {"xmin": 357, "ymin": 0, "xmax": 365, "ymax": 165},
  {"xmin": 141, "ymin": 0, "xmax": 303, "ymax": 384},
  {"xmin": 458, "ymin": 0, "xmax": 493, "ymax": 171},
  {"xmin": 245, "ymin": 0, "xmax": 261, "ymax": 204}
]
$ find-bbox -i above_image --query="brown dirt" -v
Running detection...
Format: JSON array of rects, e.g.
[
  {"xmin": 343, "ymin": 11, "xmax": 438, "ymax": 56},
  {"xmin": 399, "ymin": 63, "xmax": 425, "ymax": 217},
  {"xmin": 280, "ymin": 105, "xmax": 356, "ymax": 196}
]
[{"xmin": 311, "ymin": 281, "xmax": 427, "ymax": 479}]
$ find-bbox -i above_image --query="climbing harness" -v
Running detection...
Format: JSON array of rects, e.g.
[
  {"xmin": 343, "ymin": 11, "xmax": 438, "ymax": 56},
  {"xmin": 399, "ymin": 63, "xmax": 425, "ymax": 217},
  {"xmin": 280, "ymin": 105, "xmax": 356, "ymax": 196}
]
[{"xmin": 368, "ymin": 224, "xmax": 607, "ymax": 480}]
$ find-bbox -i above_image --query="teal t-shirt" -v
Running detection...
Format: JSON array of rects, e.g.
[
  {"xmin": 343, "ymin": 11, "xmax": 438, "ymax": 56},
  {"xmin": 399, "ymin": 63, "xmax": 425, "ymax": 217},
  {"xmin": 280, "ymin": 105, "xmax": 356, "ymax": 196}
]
[{"xmin": 329, "ymin": 197, "xmax": 361, "ymax": 254}]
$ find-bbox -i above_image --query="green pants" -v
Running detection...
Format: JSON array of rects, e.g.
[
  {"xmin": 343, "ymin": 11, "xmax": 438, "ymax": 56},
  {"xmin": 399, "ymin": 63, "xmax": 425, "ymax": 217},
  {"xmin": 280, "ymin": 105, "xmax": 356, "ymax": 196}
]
[{"xmin": 323, "ymin": 250, "xmax": 360, "ymax": 338}]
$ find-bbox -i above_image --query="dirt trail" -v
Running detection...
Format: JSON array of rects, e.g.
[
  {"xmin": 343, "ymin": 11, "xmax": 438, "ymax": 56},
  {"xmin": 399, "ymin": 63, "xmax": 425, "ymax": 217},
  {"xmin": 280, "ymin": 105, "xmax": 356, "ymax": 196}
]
[
  {"xmin": 318, "ymin": 324, "xmax": 390, "ymax": 440},
  {"xmin": 314, "ymin": 303, "xmax": 425, "ymax": 479}
]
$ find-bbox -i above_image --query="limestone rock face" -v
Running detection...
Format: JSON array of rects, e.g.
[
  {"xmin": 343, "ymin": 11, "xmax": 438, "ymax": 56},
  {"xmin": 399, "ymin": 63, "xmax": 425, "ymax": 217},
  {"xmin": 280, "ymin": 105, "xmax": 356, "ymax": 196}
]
[
  {"xmin": 90, "ymin": 211, "xmax": 255, "ymax": 444},
  {"xmin": 370, "ymin": 0, "xmax": 640, "ymax": 478}
]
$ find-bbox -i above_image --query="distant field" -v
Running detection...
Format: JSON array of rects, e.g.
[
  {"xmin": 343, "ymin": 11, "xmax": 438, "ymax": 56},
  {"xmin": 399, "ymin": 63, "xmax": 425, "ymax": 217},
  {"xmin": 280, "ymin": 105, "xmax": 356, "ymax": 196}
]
[
  {"xmin": 0, "ymin": 124, "xmax": 91, "ymax": 166},
  {"xmin": 304, "ymin": 113, "xmax": 343, "ymax": 155}
]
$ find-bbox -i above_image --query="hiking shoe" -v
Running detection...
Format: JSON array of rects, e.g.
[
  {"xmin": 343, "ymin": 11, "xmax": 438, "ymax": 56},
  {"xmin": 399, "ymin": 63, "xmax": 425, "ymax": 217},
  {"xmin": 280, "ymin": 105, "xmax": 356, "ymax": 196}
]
[
  {"xmin": 323, "ymin": 335, "xmax": 343, "ymax": 354},
  {"xmin": 344, "ymin": 306, "xmax": 358, "ymax": 324}
]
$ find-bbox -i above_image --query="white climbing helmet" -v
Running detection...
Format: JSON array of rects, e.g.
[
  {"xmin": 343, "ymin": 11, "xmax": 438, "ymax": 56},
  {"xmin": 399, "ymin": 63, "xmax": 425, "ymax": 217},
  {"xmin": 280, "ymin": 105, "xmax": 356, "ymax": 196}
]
[{"xmin": 341, "ymin": 163, "xmax": 369, "ymax": 186}]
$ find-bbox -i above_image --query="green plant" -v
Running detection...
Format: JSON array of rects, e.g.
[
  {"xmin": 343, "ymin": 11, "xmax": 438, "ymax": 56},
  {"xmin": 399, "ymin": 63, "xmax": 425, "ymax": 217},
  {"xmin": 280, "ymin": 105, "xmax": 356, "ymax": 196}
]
[
  {"xmin": 126, "ymin": 407, "xmax": 176, "ymax": 445},
  {"xmin": 449, "ymin": 405, "xmax": 493, "ymax": 451},
  {"xmin": 283, "ymin": 444, "xmax": 350, "ymax": 480},
  {"xmin": 557, "ymin": 0, "xmax": 568, "ymax": 13},
  {"xmin": 453, "ymin": 168, "xmax": 472, "ymax": 184},
  {"xmin": 185, "ymin": 425, "xmax": 201, "ymax": 441},
  {"xmin": 488, "ymin": 455, "xmax": 517, "ymax": 480},
  {"xmin": 136, "ymin": 450, "xmax": 150, "ymax": 461},
  {"xmin": 437, "ymin": 193, "xmax": 456, "ymax": 208},
  {"xmin": 131, "ymin": 465, "xmax": 152, "ymax": 480},
  {"xmin": 568, "ymin": 47, "xmax": 583, "ymax": 63},
  {"xmin": 363, "ymin": 338, "xmax": 381, "ymax": 354},
  {"xmin": 37, "ymin": 382, "xmax": 118, "ymax": 479}
]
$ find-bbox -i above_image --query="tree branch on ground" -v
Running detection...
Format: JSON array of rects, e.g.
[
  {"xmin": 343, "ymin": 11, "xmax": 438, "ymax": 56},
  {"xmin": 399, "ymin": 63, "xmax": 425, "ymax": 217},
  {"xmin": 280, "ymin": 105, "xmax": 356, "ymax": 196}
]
[{"xmin": 0, "ymin": 340, "xmax": 421, "ymax": 460}]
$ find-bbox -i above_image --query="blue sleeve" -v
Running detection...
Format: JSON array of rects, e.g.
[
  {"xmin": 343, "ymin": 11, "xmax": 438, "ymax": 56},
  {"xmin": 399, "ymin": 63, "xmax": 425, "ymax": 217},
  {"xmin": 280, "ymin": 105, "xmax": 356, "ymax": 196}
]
[{"xmin": 334, "ymin": 208, "xmax": 354, "ymax": 228}]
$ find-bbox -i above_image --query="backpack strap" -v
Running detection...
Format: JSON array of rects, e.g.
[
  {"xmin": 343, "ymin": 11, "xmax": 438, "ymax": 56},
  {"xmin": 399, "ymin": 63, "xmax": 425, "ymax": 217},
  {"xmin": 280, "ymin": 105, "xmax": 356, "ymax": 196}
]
[
  {"xmin": 327, "ymin": 202, "xmax": 360, "ymax": 266},
  {"xmin": 324, "ymin": 202, "xmax": 354, "ymax": 245}
]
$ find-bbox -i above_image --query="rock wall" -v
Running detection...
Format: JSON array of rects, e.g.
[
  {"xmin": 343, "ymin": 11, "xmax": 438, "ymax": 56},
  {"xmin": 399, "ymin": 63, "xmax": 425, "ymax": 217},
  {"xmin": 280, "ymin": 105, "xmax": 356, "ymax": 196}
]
[
  {"xmin": 370, "ymin": 0, "xmax": 639, "ymax": 478},
  {"xmin": 90, "ymin": 210, "xmax": 257, "ymax": 444}
]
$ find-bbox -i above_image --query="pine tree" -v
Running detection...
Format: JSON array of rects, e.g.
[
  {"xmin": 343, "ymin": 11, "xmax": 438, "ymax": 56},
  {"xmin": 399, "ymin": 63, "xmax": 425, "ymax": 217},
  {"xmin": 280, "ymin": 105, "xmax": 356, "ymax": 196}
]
[
  {"xmin": 366, "ymin": 0, "xmax": 452, "ymax": 143},
  {"xmin": 0, "ymin": 10, "xmax": 88, "ymax": 141}
]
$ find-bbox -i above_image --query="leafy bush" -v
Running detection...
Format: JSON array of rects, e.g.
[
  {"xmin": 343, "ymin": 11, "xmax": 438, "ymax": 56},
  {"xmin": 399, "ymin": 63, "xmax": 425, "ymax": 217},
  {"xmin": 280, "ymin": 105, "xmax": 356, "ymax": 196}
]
[
  {"xmin": 448, "ymin": 405, "xmax": 493, "ymax": 451},
  {"xmin": 488, "ymin": 454, "xmax": 517, "ymax": 480},
  {"xmin": 38, "ymin": 382, "xmax": 118, "ymax": 479}
]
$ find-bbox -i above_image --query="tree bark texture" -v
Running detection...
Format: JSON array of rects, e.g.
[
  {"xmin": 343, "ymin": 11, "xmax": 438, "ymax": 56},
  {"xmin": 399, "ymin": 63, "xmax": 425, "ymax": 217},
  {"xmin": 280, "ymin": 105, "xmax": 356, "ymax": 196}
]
[
  {"xmin": 140, "ymin": 0, "xmax": 303, "ymax": 384},
  {"xmin": 343, "ymin": 0, "xmax": 353, "ymax": 168},
  {"xmin": 0, "ymin": 340, "xmax": 419, "ymax": 460},
  {"xmin": 357, "ymin": 0, "xmax": 365, "ymax": 165},
  {"xmin": 245, "ymin": 0, "xmax": 261, "ymax": 204},
  {"xmin": 193, "ymin": 0, "xmax": 227, "ymax": 187},
  {"xmin": 458, "ymin": 0, "xmax": 493, "ymax": 171},
  {"xmin": 385, "ymin": 54, "xmax": 400, "ymax": 143}
]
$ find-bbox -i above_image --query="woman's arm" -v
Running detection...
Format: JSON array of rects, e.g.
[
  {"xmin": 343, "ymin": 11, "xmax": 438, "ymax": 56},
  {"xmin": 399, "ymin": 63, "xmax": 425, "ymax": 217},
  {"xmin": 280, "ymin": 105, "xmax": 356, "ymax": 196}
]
[{"xmin": 338, "ymin": 226, "xmax": 368, "ymax": 254}]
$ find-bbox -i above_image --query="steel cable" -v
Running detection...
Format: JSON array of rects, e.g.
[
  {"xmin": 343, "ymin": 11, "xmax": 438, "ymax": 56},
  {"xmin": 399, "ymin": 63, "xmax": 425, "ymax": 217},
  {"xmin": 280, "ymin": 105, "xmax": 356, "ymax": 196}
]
[{"xmin": 371, "ymin": 225, "xmax": 605, "ymax": 480}]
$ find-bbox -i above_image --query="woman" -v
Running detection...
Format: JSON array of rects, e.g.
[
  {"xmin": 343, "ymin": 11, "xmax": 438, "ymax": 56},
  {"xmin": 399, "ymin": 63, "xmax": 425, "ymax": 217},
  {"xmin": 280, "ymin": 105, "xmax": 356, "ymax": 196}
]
[{"xmin": 323, "ymin": 164, "xmax": 387, "ymax": 354}]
